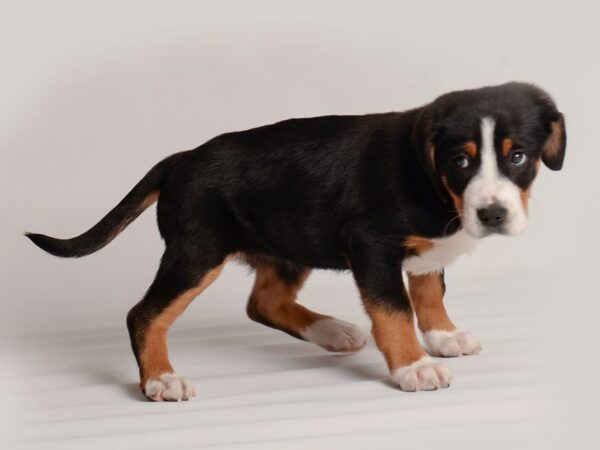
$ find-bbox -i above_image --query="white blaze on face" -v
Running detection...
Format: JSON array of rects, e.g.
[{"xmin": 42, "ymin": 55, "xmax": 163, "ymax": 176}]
[{"xmin": 462, "ymin": 117, "xmax": 528, "ymax": 238}]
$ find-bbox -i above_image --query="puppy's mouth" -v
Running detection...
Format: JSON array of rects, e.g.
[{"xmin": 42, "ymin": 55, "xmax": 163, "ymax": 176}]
[{"xmin": 465, "ymin": 226, "xmax": 506, "ymax": 239}]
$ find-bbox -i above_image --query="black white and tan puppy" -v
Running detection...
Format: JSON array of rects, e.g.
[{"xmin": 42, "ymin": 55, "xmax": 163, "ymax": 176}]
[{"xmin": 26, "ymin": 82, "xmax": 566, "ymax": 401}]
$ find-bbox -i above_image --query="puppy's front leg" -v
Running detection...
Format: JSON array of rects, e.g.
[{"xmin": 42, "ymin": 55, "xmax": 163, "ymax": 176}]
[
  {"xmin": 347, "ymin": 232, "xmax": 452, "ymax": 391},
  {"xmin": 408, "ymin": 272, "xmax": 482, "ymax": 357}
]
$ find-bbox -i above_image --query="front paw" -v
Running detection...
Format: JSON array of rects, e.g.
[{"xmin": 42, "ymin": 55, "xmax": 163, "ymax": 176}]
[
  {"xmin": 391, "ymin": 356, "xmax": 452, "ymax": 391},
  {"xmin": 144, "ymin": 373, "xmax": 196, "ymax": 402},
  {"xmin": 423, "ymin": 329, "xmax": 482, "ymax": 357}
]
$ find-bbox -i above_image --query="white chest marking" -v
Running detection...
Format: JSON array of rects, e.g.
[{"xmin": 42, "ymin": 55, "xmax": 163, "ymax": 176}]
[{"xmin": 402, "ymin": 230, "xmax": 478, "ymax": 275}]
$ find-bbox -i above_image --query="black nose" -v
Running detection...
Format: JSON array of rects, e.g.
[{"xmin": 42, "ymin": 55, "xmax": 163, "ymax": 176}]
[{"xmin": 477, "ymin": 204, "xmax": 508, "ymax": 227}]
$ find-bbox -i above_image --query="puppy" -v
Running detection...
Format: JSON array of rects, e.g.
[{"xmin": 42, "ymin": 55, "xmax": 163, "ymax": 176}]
[{"xmin": 27, "ymin": 82, "xmax": 566, "ymax": 400}]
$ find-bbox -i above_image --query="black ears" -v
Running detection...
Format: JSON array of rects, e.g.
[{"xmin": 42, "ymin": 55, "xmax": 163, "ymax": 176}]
[
  {"xmin": 541, "ymin": 112, "xmax": 566, "ymax": 171},
  {"xmin": 412, "ymin": 107, "xmax": 448, "ymax": 202}
]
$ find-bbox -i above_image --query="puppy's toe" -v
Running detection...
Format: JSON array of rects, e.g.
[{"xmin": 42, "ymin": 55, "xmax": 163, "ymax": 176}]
[
  {"xmin": 424, "ymin": 329, "xmax": 482, "ymax": 357},
  {"xmin": 144, "ymin": 373, "xmax": 196, "ymax": 402},
  {"xmin": 301, "ymin": 317, "xmax": 369, "ymax": 352},
  {"xmin": 391, "ymin": 356, "xmax": 452, "ymax": 392}
]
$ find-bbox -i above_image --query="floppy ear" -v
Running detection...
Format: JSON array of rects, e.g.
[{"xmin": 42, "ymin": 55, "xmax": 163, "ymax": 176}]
[
  {"xmin": 541, "ymin": 112, "xmax": 566, "ymax": 171},
  {"xmin": 412, "ymin": 107, "xmax": 447, "ymax": 202}
]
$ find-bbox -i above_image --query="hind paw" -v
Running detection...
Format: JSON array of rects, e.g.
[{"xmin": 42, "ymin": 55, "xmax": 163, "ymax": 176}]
[{"xmin": 301, "ymin": 317, "xmax": 369, "ymax": 352}]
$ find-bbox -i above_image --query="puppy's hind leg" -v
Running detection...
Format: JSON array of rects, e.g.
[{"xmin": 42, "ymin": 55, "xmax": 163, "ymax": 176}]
[
  {"xmin": 246, "ymin": 262, "xmax": 368, "ymax": 352},
  {"xmin": 127, "ymin": 242, "xmax": 225, "ymax": 401}
]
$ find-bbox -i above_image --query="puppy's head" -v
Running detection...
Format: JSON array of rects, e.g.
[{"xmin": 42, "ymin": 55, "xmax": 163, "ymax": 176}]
[{"xmin": 414, "ymin": 82, "xmax": 566, "ymax": 238}]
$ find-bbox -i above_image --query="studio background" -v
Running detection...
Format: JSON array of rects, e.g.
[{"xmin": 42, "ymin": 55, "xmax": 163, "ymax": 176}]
[{"xmin": 1, "ymin": 1, "xmax": 597, "ymax": 448}]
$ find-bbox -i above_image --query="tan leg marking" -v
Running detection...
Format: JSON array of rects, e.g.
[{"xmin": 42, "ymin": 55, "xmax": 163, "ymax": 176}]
[
  {"xmin": 364, "ymin": 303, "xmax": 452, "ymax": 391},
  {"xmin": 408, "ymin": 273, "xmax": 481, "ymax": 357},
  {"xmin": 247, "ymin": 265, "xmax": 322, "ymax": 335},
  {"xmin": 408, "ymin": 273, "xmax": 455, "ymax": 333},
  {"xmin": 139, "ymin": 264, "xmax": 224, "ymax": 386},
  {"xmin": 248, "ymin": 265, "xmax": 368, "ymax": 352},
  {"xmin": 364, "ymin": 304, "xmax": 426, "ymax": 372}
]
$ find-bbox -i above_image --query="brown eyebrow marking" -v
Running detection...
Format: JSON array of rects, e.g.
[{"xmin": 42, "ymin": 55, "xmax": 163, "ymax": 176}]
[
  {"xmin": 502, "ymin": 138, "xmax": 514, "ymax": 157},
  {"xmin": 464, "ymin": 142, "xmax": 477, "ymax": 158}
]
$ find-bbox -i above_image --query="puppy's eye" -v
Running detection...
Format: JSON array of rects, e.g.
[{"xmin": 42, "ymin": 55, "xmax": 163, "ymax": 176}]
[
  {"xmin": 510, "ymin": 151, "xmax": 527, "ymax": 166},
  {"xmin": 453, "ymin": 154, "xmax": 471, "ymax": 169}
]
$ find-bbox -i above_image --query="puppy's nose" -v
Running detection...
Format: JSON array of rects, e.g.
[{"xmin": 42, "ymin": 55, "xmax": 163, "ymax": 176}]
[{"xmin": 477, "ymin": 204, "xmax": 508, "ymax": 227}]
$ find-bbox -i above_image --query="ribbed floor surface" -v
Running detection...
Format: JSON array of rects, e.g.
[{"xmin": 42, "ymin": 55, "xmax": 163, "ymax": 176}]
[{"xmin": 4, "ymin": 282, "xmax": 562, "ymax": 450}]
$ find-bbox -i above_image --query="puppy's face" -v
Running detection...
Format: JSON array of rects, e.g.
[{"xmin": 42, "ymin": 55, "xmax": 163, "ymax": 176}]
[{"xmin": 417, "ymin": 83, "xmax": 566, "ymax": 238}]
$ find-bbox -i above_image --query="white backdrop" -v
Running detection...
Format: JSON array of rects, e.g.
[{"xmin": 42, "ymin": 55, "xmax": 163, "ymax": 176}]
[{"xmin": 1, "ymin": 1, "xmax": 598, "ymax": 448}]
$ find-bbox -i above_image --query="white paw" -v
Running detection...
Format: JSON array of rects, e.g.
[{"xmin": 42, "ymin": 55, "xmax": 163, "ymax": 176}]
[
  {"xmin": 144, "ymin": 373, "xmax": 196, "ymax": 402},
  {"xmin": 423, "ymin": 329, "xmax": 482, "ymax": 357},
  {"xmin": 300, "ymin": 317, "xmax": 369, "ymax": 352},
  {"xmin": 391, "ymin": 356, "xmax": 452, "ymax": 391}
]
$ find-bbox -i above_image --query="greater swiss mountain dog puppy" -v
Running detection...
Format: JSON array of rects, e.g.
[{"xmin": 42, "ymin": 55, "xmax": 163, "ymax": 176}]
[{"xmin": 27, "ymin": 82, "xmax": 566, "ymax": 401}]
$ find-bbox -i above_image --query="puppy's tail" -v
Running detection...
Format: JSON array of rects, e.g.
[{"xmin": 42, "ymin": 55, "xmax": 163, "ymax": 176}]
[{"xmin": 25, "ymin": 159, "xmax": 167, "ymax": 258}]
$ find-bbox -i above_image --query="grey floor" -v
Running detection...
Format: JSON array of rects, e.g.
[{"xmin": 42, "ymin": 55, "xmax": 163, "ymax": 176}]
[{"xmin": 4, "ymin": 275, "xmax": 567, "ymax": 449}]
